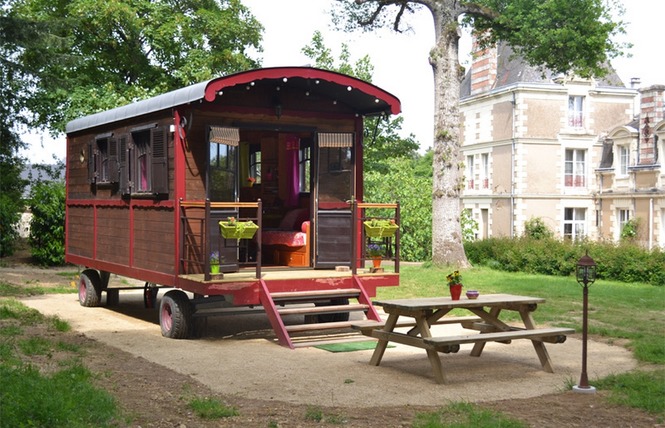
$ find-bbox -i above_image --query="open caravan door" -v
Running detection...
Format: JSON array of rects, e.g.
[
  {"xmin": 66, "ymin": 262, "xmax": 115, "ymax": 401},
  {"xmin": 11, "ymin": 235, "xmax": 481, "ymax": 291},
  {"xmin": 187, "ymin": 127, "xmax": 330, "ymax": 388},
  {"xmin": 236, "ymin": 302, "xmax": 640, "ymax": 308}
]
[
  {"xmin": 208, "ymin": 126, "xmax": 241, "ymax": 272},
  {"xmin": 313, "ymin": 132, "xmax": 355, "ymax": 269}
]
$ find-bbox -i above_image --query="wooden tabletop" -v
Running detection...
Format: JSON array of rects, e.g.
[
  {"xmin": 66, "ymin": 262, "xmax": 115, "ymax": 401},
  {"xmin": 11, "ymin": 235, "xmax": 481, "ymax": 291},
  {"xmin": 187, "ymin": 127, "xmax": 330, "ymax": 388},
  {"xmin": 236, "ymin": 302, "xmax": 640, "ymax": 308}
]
[{"xmin": 373, "ymin": 294, "xmax": 546, "ymax": 311}]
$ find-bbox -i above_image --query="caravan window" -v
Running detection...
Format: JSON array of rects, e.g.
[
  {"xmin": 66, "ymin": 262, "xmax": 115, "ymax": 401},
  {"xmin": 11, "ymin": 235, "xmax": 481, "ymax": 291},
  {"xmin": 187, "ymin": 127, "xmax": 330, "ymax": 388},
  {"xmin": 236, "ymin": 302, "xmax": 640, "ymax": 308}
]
[{"xmin": 121, "ymin": 125, "xmax": 168, "ymax": 196}]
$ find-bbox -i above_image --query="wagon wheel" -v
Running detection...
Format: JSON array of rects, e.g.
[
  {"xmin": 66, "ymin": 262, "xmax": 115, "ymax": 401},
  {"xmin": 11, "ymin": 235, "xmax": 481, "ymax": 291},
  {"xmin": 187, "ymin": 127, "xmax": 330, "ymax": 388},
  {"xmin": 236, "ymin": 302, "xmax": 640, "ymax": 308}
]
[
  {"xmin": 316, "ymin": 298, "xmax": 350, "ymax": 323},
  {"xmin": 78, "ymin": 269, "xmax": 102, "ymax": 307},
  {"xmin": 159, "ymin": 290, "xmax": 192, "ymax": 339}
]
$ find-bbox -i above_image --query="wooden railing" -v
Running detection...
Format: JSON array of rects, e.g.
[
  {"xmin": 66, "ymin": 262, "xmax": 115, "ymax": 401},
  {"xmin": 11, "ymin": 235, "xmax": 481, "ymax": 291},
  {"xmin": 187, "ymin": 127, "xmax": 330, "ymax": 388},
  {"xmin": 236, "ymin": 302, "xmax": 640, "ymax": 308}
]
[
  {"xmin": 351, "ymin": 201, "xmax": 400, "ymax": 275},
  {"xmin": 179, "ymin": 200, "xmax": 262, "ymax": 280}
]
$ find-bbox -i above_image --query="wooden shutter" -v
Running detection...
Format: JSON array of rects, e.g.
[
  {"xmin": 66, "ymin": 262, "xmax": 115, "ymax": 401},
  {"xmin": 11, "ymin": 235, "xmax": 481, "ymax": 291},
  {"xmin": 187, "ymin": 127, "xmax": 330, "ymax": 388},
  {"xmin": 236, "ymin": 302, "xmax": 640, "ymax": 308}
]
[
  {"xmin": 108, "ymin": 138, "xmax": 119, "ymax": 183},
  {"xmin": 118, "ymin": 135, "xmax": 130, "ymax": 195},
  {"xmin": 151, "ymin": 126, "xmax": 169, "ymax": 195},
  {"xmin": 87, "ymin": 140, "xmax": 96, "ymax": 184}
]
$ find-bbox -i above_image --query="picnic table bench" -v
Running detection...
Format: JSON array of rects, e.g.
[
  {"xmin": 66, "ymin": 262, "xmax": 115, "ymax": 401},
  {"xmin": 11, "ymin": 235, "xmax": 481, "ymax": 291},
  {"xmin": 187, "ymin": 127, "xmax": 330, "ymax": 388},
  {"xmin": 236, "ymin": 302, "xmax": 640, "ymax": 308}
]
[{"xmin": 352, "ymin": 294, "xmax": 575, "ymax": 384}]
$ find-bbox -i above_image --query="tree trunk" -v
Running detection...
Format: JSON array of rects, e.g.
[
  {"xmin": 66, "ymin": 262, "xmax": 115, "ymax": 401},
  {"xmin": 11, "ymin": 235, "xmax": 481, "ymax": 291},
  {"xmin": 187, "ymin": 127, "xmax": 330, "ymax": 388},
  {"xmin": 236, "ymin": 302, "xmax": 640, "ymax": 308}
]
[{"xmin": 429, "ymin": 5, "xmax": 470, "ymax": 268}]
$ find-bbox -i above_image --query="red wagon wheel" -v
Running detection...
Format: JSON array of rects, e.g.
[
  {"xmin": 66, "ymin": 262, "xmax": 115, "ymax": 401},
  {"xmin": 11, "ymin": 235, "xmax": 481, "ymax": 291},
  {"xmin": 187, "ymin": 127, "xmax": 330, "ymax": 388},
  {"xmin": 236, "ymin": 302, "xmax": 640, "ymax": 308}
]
[
  {"xmin": 78, "ymin": 269, "xmax": 102, "ymax": 307},
  {"xmin": 159, "ymin": 290, "xmax": 193, "ymax": 339}
]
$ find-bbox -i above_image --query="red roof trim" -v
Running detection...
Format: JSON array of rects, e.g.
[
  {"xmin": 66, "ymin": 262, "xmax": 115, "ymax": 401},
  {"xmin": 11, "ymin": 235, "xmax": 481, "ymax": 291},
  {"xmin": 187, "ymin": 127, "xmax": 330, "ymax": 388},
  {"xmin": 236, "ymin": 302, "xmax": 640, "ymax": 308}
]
[{"xmin": 204, "ymin": 67, "xmax": 401, "ymax": 115}]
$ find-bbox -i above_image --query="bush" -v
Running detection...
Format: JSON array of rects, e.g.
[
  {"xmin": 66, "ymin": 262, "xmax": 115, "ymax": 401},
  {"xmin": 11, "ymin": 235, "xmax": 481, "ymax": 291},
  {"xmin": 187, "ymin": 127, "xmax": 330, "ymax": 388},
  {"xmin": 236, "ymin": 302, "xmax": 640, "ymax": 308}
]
[
  {"xmin": 28, "ymin": 180, "xmax": 66, "ymax": 266},
  {"xmin": 0, "ymin": 194, "xmax": 21, "ymax": 257},
  {"xmin": 365, "ymin": 157, "xmax": 432, "ymax": 261},
  {"xmin": 465, "ymin": 237, "xmax": 664, "ymax": 286},
  {"xmin": 523, "ymin": 217, "xmax": 553, "ymax": 240}
]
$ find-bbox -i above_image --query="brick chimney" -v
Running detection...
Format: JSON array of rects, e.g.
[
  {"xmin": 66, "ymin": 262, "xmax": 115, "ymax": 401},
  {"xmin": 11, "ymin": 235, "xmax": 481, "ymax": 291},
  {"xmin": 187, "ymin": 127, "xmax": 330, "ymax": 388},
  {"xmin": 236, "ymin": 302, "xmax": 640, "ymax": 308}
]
[
  {"xmin": 469, "ymin": 38, "xmax": 498, "ymax": 96},
  {"xmin": 638, "ymin": 85, "xmax": 665, "ymax": 165}
]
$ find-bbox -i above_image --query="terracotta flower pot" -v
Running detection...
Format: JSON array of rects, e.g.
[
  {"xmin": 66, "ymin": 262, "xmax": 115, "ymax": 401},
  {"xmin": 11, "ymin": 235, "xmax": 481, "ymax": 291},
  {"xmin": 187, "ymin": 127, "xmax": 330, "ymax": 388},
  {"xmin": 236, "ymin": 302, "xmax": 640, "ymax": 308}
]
[
  {"xmin": 372, "ymin": 256, "xmax": 382, "ymax": 268},
  {"xmin": 449, "ymin": 284, "xmax": 463, "ymax": 300}
]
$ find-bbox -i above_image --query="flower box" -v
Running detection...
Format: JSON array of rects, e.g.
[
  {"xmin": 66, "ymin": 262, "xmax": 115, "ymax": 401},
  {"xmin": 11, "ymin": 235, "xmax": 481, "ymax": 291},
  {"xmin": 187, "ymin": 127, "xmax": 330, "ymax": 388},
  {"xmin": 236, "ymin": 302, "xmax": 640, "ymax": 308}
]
[
  {"xmin": 219, "ymin": 220, "xmax": 258, "ymax": 240},
  {"xmin": 363, "ymin": 220, "xmax": 398, "ymax": 238}
]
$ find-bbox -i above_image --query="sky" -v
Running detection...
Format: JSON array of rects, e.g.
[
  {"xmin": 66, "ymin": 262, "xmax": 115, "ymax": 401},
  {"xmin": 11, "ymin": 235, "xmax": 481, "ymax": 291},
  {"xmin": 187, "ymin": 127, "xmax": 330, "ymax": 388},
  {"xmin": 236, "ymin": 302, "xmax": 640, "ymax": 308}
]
[{"xmin": 21, "ymin": 0, "xmax": 663, "ymax": 163}]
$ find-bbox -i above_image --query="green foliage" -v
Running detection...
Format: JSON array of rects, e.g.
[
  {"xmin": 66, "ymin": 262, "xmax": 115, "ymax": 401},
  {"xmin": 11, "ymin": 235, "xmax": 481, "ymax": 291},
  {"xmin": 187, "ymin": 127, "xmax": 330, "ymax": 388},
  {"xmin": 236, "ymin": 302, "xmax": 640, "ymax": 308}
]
[
  {"xmin": 365, "ymin": 157, "xmax": 432, "ymax": 261},
  {"xmin": 28, "ymin": 180, "xmax": 66, "ymax": 266},
  {"xmin": 7, "ymin": 0, "xmax": 263, "ymax": 132},
  {"xmin": 188, "ymin": 397, "xmax": 239, "ymax": 419},
  {"xmin": 0, "ymin": 363, "xmax": 118, "ymax": 427},
  {"xmin": 523, "ymin": 217, "xmax": 554, "ymax": 240},
  {"xmin": 594, "ymin": 370, "xmax": 665, "ymax": 415},
  {"xmin": 461, "ymin": 209, "xmax": 478, "ymax": 242},
  {"xmin": 465, "ymin": 237, "xmax": 665, "ymax": 286},
  {"xmin": 620, "ymin": 218, "xmax": 640, "ymax": 241},
  {"xmin": 0, "ymin": 125, "xmax": 27, "ymax": 258},
  {"xmin": 465, "ymin": 0, "xmax": 628, "ymax": 79},
  {"xmin": 0, "ymin": 194, "xmax": 21, "ymax": 258},
  {"xmin": 413, "ymin": 402, "xmax": 527, "ymax": 428}
]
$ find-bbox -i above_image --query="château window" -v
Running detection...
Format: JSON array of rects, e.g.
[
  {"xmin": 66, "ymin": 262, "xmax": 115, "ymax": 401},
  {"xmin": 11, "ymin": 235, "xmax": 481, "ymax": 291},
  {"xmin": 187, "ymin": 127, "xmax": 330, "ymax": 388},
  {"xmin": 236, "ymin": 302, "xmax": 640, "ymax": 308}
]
[
  {"xmin": 568, "ymin": 96, "xmax": 584, "ymax": 128},
  {"xmin": 563, "ymin": 207, "xmax": 586, "ymax": 240},
  {"xmin": 481, "ymin": 153, "xmax": 489, "ymax": 189},
  {"xmin": 564, "ymin": 149, "xmax": 586, "ymax": 187},
  {"xmin": 617, "ymin": 209, "xmax": 630, "ymax": 240},
  {"xmin": 466, "ymin": 155, "xmax": 475, "ymax": 189},
  {"xmin": 618, "ymin": 145, "xmax": 629, "ymax": 176}
]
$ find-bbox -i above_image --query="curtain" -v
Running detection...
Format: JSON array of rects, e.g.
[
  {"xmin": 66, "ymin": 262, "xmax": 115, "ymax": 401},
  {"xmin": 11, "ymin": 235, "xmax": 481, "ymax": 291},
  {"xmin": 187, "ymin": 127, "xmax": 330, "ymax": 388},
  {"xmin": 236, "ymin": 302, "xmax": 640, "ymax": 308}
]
[{"xmin": 285, "ymin": 135, "xmax": 300, "ymax": 207}]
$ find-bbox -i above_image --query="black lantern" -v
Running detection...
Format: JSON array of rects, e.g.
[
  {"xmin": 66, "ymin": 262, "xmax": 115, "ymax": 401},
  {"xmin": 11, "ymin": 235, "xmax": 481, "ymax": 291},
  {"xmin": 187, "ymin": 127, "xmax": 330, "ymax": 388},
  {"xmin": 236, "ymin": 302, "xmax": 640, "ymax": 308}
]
[
  {"xmin": 573, "ymin": 250, "xmax": 597, "ymax": 394},
  {"xmin": 576, "ymin": 251, "xmax": 597, "ymax": 286}
]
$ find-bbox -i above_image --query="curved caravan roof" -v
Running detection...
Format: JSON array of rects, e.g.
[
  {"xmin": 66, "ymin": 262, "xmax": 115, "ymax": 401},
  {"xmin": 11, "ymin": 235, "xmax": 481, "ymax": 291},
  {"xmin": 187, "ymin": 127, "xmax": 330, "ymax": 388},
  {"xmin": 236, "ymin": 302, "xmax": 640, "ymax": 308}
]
[{"xmin": 66, "ymin": 67, "xmax": 401, "ymax": 134}]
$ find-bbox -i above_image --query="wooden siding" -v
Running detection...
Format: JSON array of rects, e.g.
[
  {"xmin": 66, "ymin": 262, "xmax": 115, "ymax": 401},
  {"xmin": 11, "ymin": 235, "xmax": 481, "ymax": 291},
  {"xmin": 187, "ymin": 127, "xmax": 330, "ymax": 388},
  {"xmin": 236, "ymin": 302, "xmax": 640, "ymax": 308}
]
[
  {"xmin": 96, "ymin": 206, "xmax": 130, "ymax": 266},
  {"xmin": 66, "ymin": 206, "xmax": 94, "ymax": 258},
  {"xmin": 132, "ymin": 207, "xmax": 175, "ymax": 274}
]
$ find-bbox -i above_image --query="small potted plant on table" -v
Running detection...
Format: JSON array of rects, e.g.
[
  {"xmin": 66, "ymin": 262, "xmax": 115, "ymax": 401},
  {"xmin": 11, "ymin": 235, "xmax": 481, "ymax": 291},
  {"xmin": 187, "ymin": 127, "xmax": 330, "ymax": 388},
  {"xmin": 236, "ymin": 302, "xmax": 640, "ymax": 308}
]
[{"xmin": 446, "ymin": 270, "xmax": 463, "ymax": 300}]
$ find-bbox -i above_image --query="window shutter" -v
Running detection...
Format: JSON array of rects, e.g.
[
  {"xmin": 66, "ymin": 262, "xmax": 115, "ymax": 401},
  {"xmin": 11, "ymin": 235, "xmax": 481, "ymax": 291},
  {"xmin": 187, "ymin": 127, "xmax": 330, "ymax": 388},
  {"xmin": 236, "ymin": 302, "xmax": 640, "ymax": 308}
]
[
  {"xmin": 108, "ymin": 138, "xmax": 119, "ymax": 183},
  {"xmin": 151, "ymin": 126, "xmax": 169, "ymax": 195},
  {"xmin": 118, "ymin": 135, "xmax": 130, "ymax": 195},
  {"xmin": 88, "ymin": 140, "xmax": 96, "ymax": 184}
]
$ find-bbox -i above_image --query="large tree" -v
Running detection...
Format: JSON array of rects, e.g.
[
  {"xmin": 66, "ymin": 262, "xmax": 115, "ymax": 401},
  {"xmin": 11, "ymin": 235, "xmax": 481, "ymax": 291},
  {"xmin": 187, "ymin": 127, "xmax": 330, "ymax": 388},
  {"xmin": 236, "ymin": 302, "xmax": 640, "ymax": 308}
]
[
  {"xmin": 8, "ymin": 0, "xmax": 263, "ymax": 132},
  {"xmin": 334, "ymin": 0, "xmax": 626, "ymax": 267}
]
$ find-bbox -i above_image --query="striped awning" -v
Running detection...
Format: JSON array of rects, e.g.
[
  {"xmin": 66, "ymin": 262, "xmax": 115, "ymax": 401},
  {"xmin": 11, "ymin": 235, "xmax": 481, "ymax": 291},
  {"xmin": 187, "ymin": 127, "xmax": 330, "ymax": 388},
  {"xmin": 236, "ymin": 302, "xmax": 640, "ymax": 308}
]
[
  {"xmin": 209, "ymin": 126, "xmax": 240, "ymax": 146},
  {"xmin": 318, "ymin": 132, "xmax": 353, "ymax": 148}
]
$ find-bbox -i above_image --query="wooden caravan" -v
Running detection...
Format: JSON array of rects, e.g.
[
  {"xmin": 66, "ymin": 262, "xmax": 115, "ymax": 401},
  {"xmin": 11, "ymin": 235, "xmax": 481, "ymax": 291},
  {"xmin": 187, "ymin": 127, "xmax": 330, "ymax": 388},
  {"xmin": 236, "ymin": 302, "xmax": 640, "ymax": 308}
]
[{"xmin": 65, "ymin": 67, "xmax": 402, "ymax": 347}]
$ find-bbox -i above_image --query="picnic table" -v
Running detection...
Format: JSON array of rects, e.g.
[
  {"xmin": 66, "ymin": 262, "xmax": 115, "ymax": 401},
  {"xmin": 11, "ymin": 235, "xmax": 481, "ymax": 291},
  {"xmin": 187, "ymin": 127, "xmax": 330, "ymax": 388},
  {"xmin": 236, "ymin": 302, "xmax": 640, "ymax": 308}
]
[{"xmin": 352, "ymin": 293, "xmax": 574, "ymax": 384}]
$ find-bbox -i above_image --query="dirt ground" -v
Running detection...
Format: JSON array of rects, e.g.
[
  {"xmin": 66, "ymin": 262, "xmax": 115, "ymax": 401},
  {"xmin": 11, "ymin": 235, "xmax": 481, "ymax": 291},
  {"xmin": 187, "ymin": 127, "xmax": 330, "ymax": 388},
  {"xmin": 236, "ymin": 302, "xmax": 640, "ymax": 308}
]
[{"xmin": 1, "ymin": 254, "xmax": 662, "ymax": 427}]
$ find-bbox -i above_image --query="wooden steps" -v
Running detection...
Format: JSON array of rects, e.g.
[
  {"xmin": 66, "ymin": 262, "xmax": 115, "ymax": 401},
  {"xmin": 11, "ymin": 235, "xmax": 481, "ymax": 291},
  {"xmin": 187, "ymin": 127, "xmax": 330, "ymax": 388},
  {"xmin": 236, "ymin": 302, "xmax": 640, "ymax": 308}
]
[{"xmin": 258, "ymin": 280, "xmax": 381, "ymax": 349}]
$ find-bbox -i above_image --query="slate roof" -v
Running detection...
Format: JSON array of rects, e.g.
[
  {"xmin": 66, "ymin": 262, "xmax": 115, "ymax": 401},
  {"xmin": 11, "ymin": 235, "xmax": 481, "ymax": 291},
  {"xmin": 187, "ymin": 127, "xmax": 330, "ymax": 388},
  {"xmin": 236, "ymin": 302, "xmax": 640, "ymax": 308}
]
[{"xmin": 460, "ymin": 42, "xmax": 626, "ymax": 99}]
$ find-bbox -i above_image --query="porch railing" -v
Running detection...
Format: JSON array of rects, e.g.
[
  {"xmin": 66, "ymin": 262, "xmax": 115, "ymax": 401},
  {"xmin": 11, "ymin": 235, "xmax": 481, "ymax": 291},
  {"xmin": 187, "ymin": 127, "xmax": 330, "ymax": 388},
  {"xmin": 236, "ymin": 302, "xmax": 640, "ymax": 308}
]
[
  {"xmin": 179, "ymin": 199, "xmax": 262, "ymax": 280},
  {"xmin": 351, "ymin": 201, "xmax": 401, "ymax": 275}
]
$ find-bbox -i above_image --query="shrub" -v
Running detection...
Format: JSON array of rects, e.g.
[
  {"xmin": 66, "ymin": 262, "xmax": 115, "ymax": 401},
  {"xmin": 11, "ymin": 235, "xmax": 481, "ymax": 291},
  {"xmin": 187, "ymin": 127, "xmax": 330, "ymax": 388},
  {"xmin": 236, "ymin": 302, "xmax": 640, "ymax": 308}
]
[
  {"xmin": 28, "ymin": 180, "xmax": 66, "ymax": 266},
  {"xmin": 465, "ymin": 237, "xmax": 664, "ymax": 286},
  {"xmin": 523, "ymin": 216, "xmax": 554, "ymax": 240},
  {"xmin": 0, "ymin": 194, "xmax": 21, "ymax": 257}
]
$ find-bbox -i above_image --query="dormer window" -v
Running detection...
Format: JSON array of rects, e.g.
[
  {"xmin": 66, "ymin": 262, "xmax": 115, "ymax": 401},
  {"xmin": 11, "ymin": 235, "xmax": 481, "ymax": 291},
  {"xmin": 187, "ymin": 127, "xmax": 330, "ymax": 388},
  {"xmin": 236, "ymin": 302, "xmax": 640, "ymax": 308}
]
[{"xmin": 618, "ymin": 145, "xmax": 629, "ymax": 176}]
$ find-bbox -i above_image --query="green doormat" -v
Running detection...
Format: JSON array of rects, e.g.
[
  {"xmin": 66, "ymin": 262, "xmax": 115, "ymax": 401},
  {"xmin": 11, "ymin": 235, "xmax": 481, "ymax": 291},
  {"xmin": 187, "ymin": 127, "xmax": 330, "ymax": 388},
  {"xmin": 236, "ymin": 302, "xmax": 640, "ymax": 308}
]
[{"xmin": 314, "ymin": 340, "xmax": 394, "ymax": 353}]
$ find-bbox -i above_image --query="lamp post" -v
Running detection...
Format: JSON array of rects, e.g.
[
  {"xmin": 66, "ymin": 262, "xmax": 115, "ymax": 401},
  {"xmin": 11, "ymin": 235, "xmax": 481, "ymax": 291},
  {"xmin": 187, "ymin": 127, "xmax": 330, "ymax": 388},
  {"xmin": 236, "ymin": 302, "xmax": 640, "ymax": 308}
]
[{"xmin": 573, "ymin": 250, "xmax": 597, "ymax": 394}]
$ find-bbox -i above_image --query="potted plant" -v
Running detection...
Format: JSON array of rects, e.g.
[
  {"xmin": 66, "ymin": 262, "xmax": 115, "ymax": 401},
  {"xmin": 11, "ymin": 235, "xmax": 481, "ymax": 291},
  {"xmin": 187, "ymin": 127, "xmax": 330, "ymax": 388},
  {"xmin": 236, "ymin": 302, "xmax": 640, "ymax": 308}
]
[
  {"xmin": 210, "ymin": 251, "xmax": 221, "ymax": 274},
  {"xmin": 219, "ymin": 216, "xmax": 258, "ymax": 240},
  {"xmin": 363, "ymin": 218, "xmax": 398, "ymax": 238},
  {"xmin": 367, "ymin": 243, "xmax": 384, "ymax": 268},
  {"xmin": 446, "ymin": 270, "xmax": 463, "ymax": 300}
]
